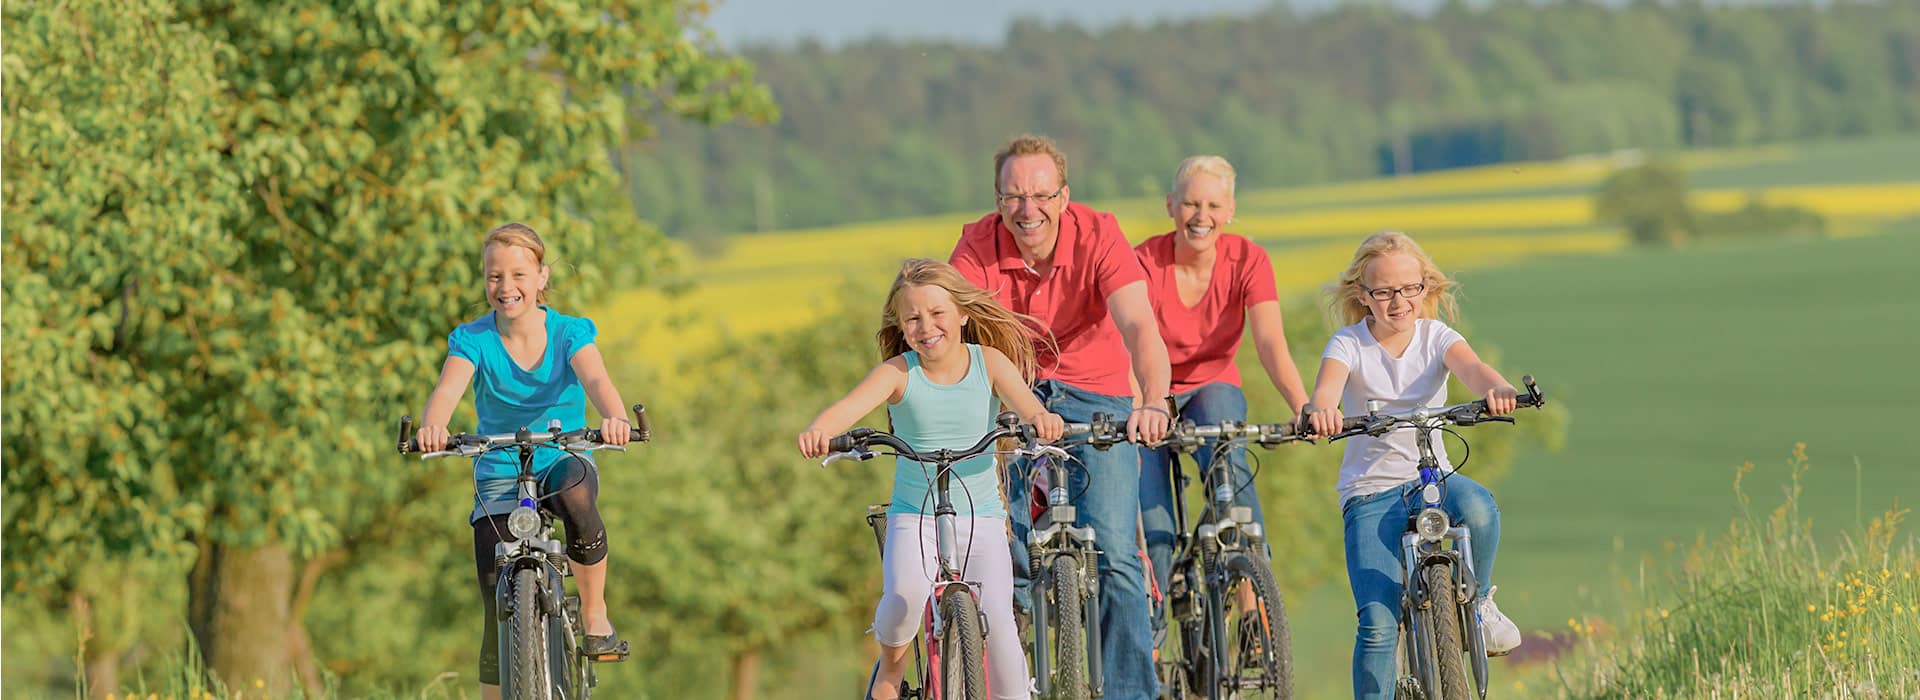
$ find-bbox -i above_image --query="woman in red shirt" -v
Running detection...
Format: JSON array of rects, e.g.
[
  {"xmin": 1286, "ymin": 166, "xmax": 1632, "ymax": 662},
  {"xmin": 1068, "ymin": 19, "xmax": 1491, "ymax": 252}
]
[{"xmin": 1136, "ymin": 155, "xmax": 1310, "ymax": 631}]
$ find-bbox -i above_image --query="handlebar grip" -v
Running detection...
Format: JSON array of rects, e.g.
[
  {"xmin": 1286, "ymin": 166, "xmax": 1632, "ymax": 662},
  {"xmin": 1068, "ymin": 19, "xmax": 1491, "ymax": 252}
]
[
  {"xmin": 631, "ymin": 404, "xmax": 652, "ymax": 442},
  {"xmin": 398, "ymin": 415, "xmax": 414, "ymax": 454},
  {"xmin": 828, "ymin": 434, "xmax": 857, "ymax": 453}
]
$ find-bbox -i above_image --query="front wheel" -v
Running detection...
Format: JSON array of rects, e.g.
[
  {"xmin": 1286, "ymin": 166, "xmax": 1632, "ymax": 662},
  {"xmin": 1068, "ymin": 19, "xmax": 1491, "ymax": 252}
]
[
  {"xmin": 506, "ymin": 567, "xmax": 553, "ymax": 700},
  {"xmin": 937, "ymin": 586, "xmax": 989, "ymax": 700},
  {"xmin": 1046, "ymin": 556, "xmax": 1091, "ymax": 699},
  {"xmin": 1414, "ymin": 563, "xmax": 1470, "ymax": 700},
  {"xmin": 1220, "ymin": 552, "xmax": 1293, "ymax": 699}
]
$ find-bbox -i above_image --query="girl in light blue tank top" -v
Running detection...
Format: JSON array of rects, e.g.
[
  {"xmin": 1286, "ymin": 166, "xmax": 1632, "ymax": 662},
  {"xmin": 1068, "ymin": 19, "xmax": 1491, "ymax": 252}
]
[
  {"xmin": 798, "ymin": 259, "xmax": 1065, "ymax": 700},
  {"xmin": 887, "ymin": 344, "xmax": 1005, "ymax": 518}
]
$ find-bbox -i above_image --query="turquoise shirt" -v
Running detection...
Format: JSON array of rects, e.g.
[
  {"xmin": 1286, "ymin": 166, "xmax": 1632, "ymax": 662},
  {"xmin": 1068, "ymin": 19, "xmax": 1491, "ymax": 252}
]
[
  {"xmin": 887, "ymin": 344, "xmax": 1007, "ymax": 519},
  {"xmin": 447, "ymin": 307, "xmax": 597, "ymax": 483}
]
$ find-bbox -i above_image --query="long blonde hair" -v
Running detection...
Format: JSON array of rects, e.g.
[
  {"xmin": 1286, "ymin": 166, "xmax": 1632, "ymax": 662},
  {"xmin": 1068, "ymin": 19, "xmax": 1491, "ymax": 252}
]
[
  {"xmin": 1324, "ymin": 231, "xmax": 1460, "ymax": 326},
  {"xmin": 878, "ymin": 259, "xmax": 1053, "ymax": 379}
]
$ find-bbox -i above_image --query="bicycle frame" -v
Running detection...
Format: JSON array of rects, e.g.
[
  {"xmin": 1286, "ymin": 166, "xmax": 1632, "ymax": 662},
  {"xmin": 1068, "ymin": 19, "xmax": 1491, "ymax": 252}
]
[{"xmin": 1322, "ymin": 377, "xmax": 1545, "ymax": 700}]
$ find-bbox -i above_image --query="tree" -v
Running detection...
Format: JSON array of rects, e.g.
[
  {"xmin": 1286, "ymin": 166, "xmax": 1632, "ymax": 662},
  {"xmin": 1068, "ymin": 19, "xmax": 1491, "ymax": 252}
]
[
  {"xmin": 4, "ymin": 0, "xmax": 774, "ymax": 694},
  {"xmin": 1595, "ymin": 161, "xmax": 1697, "ymax": 247}
]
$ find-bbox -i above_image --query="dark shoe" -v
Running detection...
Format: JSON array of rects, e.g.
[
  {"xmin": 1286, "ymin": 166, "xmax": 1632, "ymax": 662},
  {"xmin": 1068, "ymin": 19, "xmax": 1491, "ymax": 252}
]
[{"xmin": 582, "ymin": 628, "xmax": 630, "ymax": 662}]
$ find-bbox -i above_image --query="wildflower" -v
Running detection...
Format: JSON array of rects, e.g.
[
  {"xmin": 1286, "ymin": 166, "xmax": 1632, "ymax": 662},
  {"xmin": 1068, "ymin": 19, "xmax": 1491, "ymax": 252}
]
[
  {"xmin": 1807, "ymin": 604, "xmax": 1817, "ymax": 612},
  {"xmin": 1659, "ymin": 608, "xmax": 1670, "ymax": 619},
  {"xmin": 255, "ymin": 680, "xmax": 265, "ymax": 689},
  {"xmin": 1895, "ymin": 604, "xmax": 1905, "ymax": 614}
]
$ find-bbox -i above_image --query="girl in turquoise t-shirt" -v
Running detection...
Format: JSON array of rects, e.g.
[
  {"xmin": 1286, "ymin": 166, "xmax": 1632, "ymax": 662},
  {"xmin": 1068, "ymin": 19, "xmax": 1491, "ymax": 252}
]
[
  {"xmin": 414, "ymin": 223, "xmax": 637, "ymax": 700},
  {"xmin": 798, "ymin": 259, "xmax": 1064, "ymax": 700}
]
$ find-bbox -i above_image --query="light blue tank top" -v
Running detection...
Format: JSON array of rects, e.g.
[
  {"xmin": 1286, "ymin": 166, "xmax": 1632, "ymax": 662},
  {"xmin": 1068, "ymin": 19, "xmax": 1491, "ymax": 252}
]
[{"xmin": 887, "ymin": 344, "xmax": 1006, "ymax": 519}]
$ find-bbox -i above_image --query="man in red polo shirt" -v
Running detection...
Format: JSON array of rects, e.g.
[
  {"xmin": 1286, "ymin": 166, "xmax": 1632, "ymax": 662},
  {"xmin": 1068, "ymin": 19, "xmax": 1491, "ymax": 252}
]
[{"xmin": 950, "ymin": 134, "xmax": 1171, "ymax": 700}]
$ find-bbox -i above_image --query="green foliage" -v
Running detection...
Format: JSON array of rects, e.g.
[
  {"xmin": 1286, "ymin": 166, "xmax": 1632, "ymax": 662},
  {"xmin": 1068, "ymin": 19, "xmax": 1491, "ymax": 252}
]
[
  {"xmin": 4, "ymin": 0, "xmax": 772, "ymax": 693},
  {"xmin": 1594, "ymin": 161, "xmax": 1695, "ymax": 247},
  {"xmin": 635, "ymin": 1, "xmax": 1920, "ymax": 233}
]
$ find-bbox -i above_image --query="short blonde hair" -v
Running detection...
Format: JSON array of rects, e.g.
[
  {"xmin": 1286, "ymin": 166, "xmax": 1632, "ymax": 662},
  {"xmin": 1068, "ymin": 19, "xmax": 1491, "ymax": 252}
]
[
  {"xmin": 1171, "ymin": 155, "xmax": 1237, "ymax": 197},
  {"xmin": 993, "ymin": 134, "xmax": 1069, "ymax": 191},
  {"xmin": 1323, "ymin": 231, "xmax": 1459, "ymax": 326}
]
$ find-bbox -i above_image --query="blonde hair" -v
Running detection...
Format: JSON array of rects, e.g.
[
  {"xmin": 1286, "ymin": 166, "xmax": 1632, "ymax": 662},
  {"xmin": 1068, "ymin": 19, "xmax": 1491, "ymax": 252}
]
[
  {"xmin": 993, "ymin": 134, "xmax": 1070, "ymax": 192},
  {"xmin": 1171, "ymin": 155, "xmax": 1237, "ymax": 197},
  {"xmin": 1324, "ymin": 231, "xmax": 1459, "ymax": 326},
  {"xmin": 483, "ymin": 222, "xmax": 551, "ymax": 305},
  {"xmin": 877, "ymin": 259, "xmax": 1053, "ymax": 381}
]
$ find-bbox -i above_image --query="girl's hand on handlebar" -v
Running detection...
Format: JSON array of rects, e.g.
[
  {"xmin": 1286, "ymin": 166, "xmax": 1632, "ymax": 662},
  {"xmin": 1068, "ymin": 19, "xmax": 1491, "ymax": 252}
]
[
  {"xmin": 1308, "ymin": 406, "xmax": 1346, "ymax": 438},
  {"xmin": 1030, "ymin": 412, "xmax": 1065, "ymax": 443},
  {"xmin": 600, "ymin": 416, "xmax": 632, "ymax": 446},
  {"xmin": 797, "ymin": 429, "xmax": 832, "ymax": 459},
  {"xmin": 417, "ymin": 424, "xmax": 450, "ymax": 453},
  {"xmin": 1485, "ymin": 385, "xmax": 1519, "ymax": 416}
]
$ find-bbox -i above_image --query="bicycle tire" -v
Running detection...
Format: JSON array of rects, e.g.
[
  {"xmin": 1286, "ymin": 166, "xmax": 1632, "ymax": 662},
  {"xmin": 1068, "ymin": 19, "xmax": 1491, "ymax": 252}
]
[
  {"xmin": 937, "ymin": 586, "xmax": 989, "ymax": 700},
  {"xmin": 1416, "ymin": 563, "xmax": 1470, "ymax": 700},
  {"xmin": 1221, "ymin": 552, "xmax": 1293, "ymax": 699},
  {"xmin": 508, "ymin": 567, "xmax": 552, "ymax": 700},
  {"xmin": 1047, "ymin": 556, "xmax": 1090, "ymax": 699}
]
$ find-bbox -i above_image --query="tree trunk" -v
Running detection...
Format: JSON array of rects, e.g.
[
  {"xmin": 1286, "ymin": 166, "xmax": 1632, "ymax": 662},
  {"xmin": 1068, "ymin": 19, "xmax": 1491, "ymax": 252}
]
[
  {"xmin": 730, "ymin": 647, "xmax": 762, "ymax": 700},
  {"xmin": 287, "ymin": 550, "xmax": 344, "ymax": 698},
  {"xmin": 190, "ymin": 540, "xmax": 295, "ymax": 697}
]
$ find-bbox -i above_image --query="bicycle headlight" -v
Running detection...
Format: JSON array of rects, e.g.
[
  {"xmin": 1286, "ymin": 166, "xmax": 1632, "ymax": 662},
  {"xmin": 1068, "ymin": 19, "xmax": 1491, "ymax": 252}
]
[
  {"xmin": 507, "ymin": 506, "xmax": 543, "ymax": 540},
  {"xmin": 1415, "ymin": 509, "xmax": 1450, "ymax": 543}
]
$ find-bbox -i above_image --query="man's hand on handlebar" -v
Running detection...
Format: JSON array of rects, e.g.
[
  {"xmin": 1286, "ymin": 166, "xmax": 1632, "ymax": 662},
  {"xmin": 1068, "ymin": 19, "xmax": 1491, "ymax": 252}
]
[{"xmin": 1128, "ymin": 405, "xmax": 1171, "ymax": 445}]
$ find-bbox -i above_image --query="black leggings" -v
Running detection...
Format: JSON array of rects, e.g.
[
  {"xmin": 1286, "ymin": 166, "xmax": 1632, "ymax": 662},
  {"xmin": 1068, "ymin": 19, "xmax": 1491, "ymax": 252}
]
[{"xmin": 473, "ymin": 459, "xmax": 606, "ymax": 685}]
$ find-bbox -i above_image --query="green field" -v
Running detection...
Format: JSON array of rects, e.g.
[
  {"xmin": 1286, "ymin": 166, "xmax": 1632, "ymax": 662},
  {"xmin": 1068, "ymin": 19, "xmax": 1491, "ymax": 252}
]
[{"xmin": 1275, "ymin": 223, "xmax": 1920, "ymax": 698}]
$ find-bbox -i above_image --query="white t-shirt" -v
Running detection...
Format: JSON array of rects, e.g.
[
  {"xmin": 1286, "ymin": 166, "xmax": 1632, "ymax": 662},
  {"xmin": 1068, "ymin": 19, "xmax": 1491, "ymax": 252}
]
[{"xmin": 1321, "ymin": 318, "xmax": 1467, "ymax": 505}]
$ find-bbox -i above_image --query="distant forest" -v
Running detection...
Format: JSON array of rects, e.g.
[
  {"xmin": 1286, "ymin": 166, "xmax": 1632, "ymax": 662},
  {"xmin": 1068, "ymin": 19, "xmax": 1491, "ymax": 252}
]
[{"xmin": 622, "ymin": 1, "xmax": 1920, "ymax": 234}]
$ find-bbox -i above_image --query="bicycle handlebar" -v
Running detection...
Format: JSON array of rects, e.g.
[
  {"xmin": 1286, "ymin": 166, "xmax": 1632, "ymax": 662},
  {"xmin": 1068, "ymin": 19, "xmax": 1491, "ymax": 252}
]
[
  {"xmin": 396, "ymin": 404, "xmax": 652, "ymax": 458},
  {"xmin": 824, "ymin": 410, "xmax": 1022, "ymax": 466},
  {"xmin": 1315, "ymin": 375, "xmax": 1546, "ymax": 442}
]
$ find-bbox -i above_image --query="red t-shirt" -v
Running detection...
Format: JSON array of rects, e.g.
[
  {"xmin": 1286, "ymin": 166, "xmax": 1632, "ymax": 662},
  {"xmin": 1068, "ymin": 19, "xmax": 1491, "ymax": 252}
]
[
  {"xmin": 949, "ymin": 202, "xmax": 1146, "ymax": 397},
  {"xmin": 1135, "ymin": 232, "xmax": 1278, "ymax": 394}
]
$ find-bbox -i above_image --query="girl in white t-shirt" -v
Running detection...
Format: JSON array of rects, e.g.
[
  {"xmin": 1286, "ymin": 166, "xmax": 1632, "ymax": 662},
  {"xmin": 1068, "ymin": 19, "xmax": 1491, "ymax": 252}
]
[{"xmin": 1302, "ymin": 231, "xmax": 1524, "ymax": 699}]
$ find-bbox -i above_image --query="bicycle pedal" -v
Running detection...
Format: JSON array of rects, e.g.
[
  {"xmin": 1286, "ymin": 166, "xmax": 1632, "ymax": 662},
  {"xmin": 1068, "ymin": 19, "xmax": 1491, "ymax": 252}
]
[{"xmin": 584, "ymin": 640, "xmax": 631, "ymax": 663}]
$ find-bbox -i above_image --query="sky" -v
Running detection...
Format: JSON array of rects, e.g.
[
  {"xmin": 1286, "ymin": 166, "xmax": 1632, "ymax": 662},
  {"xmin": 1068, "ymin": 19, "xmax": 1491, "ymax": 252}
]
[{"xmin": 704, "ymin": 0, "xmax": 1335, "ymax": 48}]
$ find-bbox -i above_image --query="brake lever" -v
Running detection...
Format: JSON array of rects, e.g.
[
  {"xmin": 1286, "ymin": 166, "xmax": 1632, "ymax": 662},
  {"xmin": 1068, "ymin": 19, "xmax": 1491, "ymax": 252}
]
[{"xmin": 820, "ymin": 448, "xmax": 877, "ymax": 468}]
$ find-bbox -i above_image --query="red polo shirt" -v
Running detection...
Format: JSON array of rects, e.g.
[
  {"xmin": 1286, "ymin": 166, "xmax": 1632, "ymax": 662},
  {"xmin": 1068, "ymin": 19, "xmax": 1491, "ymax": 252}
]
[
  {"xmin": 1135, "ymin": 232, "xmax": 1278, "ymax": 394},
  {"xmin": 949, "ymin": 202, "xmax": 1145, "ymax": 397}
]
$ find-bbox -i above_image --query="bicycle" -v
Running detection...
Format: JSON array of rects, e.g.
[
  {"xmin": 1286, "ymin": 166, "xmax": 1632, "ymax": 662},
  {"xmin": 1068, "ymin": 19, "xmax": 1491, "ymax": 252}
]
[
  {"xmin": 1317, "ymin": 376, "xmax": 1545, "ymax": 700},
  {"xmin": 1149, "ymin": 419, "xmax": 1305, "ymax": 700},
  {"xmin": 831, "ymin": 411, "xmax": 1029, "ymax": 700},
  {"xmin": 397, "ymin": 404, "xmax": 651, "ymax": 700},
  {"xmin": 1017, "ymin": 415, "xmax": 1128, "ymax": 699}
]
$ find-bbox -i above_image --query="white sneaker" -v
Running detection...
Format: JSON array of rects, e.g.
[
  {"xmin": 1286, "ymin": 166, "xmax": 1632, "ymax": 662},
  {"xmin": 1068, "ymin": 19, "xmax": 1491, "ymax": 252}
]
[{"xmin": 1477, "ymin": 586, "xmax": 1522, "ymax": 656}]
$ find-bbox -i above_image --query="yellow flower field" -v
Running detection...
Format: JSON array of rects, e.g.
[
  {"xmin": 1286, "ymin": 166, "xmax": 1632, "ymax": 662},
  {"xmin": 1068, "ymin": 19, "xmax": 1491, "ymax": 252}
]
[{"xmin": 593, "ymin": 146, "xmax": 1920, "ymax": 379}]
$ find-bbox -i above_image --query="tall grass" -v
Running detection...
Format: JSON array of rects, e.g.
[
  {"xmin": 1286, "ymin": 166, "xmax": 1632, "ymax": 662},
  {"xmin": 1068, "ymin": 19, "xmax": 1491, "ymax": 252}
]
[{"xmin": 1534, "ymin": 444, "xmax": 1920, "ymax": 698}]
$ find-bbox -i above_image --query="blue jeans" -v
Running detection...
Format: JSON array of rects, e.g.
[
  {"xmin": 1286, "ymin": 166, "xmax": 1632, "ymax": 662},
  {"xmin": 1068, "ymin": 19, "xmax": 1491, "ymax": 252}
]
[
  {"xmin": 1138, "ymin": 382, "xmax": 1268, "ymax": 612},
  {"xmin": 1342, "ymin": 474, "xmax": 1501, "ymax": 699},
  {"xmin": 1008, "ymin": 379, "xmax": 1159, "ymax": 700}
]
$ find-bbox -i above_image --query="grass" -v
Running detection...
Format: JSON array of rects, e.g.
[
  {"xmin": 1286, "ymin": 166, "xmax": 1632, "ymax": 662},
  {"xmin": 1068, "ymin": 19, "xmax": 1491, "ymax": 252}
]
[{"xmin": 1516, "ymin": 445, "xmax": 1920, "ymax": 697}]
